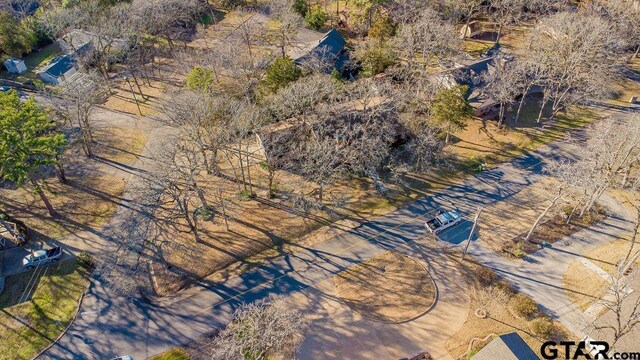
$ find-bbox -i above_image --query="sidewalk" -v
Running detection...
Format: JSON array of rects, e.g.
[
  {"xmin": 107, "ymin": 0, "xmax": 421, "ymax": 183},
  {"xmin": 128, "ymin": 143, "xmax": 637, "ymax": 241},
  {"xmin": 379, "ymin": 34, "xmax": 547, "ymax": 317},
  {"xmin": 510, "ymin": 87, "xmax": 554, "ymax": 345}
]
[{"xmin": 466, "ymin": 192, "xmax": 636, "ymax": 338}]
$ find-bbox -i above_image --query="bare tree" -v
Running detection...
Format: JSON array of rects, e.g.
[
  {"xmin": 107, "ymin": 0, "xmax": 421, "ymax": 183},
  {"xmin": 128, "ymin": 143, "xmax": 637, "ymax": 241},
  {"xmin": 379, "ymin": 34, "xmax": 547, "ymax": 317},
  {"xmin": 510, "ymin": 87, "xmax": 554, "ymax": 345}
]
[
  {"xmin": 51, "ymin": 70, "xmax": 108, "ymax": 157},
  {"xmin": 592, "ymin": 267, "xmax": 640, "ymax": 351},
  {"xmin": 264, "ymin": 0, "xmax": 303, "ymax": 57},
  {"xmin": 524, "ymin": 186, "xmax": 564, "ymax": 242},
  {"xmin": 597, "ymin": 0, "xmax": 640, "ymax": 60},
  {"xmin": 395, "ymin": 7, "xmax": 461, "ymax": 69},
  {"xmin": 481, "ymin": 59, "xmax": 521, "ymax": 126},
  {"xmin": 524, "ymin": 11, "xmax": 624, "ymax": 120},
  {"xmin": 211, "ymin": 296, "xmax": 304, "ymax": 360},
  {"xmin": 487, "ymin": 0, "xmax": 526, "ymax": 45},
  {"xmin": 549, "ymin": 114, "xmax": 640, "ymax": 218}
]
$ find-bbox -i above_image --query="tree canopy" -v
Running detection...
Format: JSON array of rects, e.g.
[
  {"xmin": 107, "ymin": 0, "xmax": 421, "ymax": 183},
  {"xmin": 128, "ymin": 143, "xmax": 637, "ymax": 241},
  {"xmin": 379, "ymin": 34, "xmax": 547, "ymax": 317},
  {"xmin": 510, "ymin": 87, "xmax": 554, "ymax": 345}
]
[
  {"xmin": 260, "ymin": 56, "xmax": 302, "ymax": 94},
  {"xmin": 430, "ymin": 85, "xmax": 472, "ymax": 143}
]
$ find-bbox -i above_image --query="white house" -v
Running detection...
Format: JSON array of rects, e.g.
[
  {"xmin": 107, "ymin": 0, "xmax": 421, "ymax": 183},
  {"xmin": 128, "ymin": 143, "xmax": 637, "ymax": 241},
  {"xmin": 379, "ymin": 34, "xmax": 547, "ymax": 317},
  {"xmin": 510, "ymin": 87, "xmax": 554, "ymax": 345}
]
[
  {"xmin": 37, "ymin": 55, "xmax": 78, "ymax": 84},
  {"xmin": 3, "ymin": 58, "xmax": 27, "ymax": 74}
]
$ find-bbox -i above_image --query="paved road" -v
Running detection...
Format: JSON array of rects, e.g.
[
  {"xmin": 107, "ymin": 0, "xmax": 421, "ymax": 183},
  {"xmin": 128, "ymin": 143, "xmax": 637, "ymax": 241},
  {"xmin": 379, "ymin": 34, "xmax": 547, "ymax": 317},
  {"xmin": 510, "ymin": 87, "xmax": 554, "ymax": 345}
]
[{"xmin": 41, "ymin": 132, "xmax": 576, "ymax": 359}]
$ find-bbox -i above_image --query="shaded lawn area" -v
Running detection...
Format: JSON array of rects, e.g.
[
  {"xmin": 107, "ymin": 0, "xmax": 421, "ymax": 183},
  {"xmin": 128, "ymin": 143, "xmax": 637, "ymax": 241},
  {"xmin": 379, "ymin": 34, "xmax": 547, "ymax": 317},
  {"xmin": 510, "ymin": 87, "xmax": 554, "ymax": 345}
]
[
  {"xmin": 449, "ymin": 98, "xmax": 599, "ymax": 173},
  {"xmin": 0, "ymin": 259, "xmax": 90, "ymax": 360}
]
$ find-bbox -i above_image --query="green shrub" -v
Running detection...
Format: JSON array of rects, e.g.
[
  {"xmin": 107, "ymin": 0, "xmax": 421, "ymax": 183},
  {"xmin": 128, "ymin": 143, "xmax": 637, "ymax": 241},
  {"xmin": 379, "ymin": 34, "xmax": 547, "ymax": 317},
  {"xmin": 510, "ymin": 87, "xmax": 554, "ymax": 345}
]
[
  {"xmin": 475, "ymin": 266, "xmax": 499, "ymax": 287},
  {"xmin": 368, "ymin": 15, "xmax": 395, "ymax": 40},
  {"xmin": 186, "ymin": 66, "xmax": 214, "ymax": 92},
  {"xmin": 512, "ymin": 242, "xmax": 527, "ymax": 258},
  {"xmin": 259, "ymin": 56, "xmax": 302, "ymax": 94},
  {"xmin": 304, "ymin": 5, "xmax": 328, "ymax": 31},
  {"xmin": 77, "ymin": 252, "xmax": 95, "ymax": 268},
  {"xmin": 512, "ymin": 293, "xmax": 538, "ymax": 318},
  {"xmin": 240, "ymin": 189, "xmax": 255, "ymax": 200},
  {"xmin": 530, "ymin": 317, "xmax": 556, "ymax": 339},
  {"xmin": 293, "ymin": 0, "xmax": 308, "ymax": 17},
  {"xmin": 353, "ymin": 38, "xmax": 396, "ymax": 77}
]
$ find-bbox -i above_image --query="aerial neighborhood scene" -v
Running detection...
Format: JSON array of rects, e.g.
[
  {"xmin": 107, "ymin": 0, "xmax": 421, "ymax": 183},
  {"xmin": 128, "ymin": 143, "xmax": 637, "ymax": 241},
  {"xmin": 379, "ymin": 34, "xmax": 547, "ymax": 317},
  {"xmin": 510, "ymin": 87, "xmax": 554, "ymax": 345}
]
[{"xmin": 1, "ymin": 0, "xmax": 640, "ymax": 359}]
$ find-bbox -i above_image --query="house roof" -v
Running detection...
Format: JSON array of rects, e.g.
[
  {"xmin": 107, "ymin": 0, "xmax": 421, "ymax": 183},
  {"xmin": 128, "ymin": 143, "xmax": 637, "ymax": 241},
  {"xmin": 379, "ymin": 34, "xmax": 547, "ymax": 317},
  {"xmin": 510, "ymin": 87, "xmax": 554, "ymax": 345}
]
[
  {"xmin": 472, "ymin": 333, "xmax": 539, "ymax": 360},
  {"xmin": 39, "ymin": 55, "xmax": 75, "ymax": 78},
  {"xmin": 294, "ymin": 28, "xmax": 348, "ymax": 70},
  {"xmin": 4, "ymin": 58, "xmax": 25, "ymax": 66}
]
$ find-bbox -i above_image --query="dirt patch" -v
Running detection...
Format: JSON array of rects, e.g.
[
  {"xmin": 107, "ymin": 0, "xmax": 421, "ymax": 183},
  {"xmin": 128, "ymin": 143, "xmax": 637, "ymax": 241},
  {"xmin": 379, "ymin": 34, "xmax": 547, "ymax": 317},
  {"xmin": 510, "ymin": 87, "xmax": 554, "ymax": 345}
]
[
  {"xmin": 502, "ymin": 206, "xmax": 606, "ymax": 257},
  {"xmin": 333, "ymin": 251, "xmax": 435, "ymax": 323},
  {"xmin": 563, "ymin": 261, "xmax": 609, "ymax": 312}
]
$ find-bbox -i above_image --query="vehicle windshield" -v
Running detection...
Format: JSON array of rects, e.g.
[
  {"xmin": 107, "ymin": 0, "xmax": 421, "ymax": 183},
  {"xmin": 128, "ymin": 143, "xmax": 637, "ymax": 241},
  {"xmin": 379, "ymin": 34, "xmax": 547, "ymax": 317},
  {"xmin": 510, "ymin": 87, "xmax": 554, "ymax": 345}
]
[{"xmin": 436, "ymin": 212, "xmax": 455, "ymax": 224}]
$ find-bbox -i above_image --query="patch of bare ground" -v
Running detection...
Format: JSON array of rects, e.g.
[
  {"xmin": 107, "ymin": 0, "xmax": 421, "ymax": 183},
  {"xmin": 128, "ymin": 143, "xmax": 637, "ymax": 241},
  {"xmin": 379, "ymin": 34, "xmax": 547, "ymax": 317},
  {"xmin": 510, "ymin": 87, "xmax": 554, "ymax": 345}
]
[
  {"xmin": 94, "ymin": 127, "xmax": 148, "ymax": 165},
  {"xmin": 501, "ymin": 205, "xmax": 606, "ymax": 258},
  {"xmin": 446, "ymin": 260, "xmax": 569, "ymax": 359},
  {"xmin": 563, "ymin": 261, "xmax": 609, "ymax": 312},
  {"xmin": 102, "ymin": 79, "xmax": 166, "ymax": 116},
  {"xmin": 0, "ymin": 175, "xmax": 125, "ymax": 240},
  {"xmin": 332, "ymin": 251, "xmax": 436, "ymax": 323}
]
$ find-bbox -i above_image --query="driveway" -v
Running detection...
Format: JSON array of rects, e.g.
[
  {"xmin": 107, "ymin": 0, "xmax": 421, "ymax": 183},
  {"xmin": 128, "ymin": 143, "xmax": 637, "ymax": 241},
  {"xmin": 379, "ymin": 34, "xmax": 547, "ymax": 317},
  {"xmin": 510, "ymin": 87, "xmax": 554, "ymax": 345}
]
[{"xmin": 41, "ymin": 129, "xmax": 584, "ymax": 359}]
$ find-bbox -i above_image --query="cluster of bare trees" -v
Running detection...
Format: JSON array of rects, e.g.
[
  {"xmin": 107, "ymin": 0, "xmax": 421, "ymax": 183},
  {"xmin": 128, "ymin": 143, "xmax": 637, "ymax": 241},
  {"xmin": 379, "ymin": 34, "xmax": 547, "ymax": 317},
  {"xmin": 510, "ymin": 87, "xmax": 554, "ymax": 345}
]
[
  {"xmin": 549, "ymin": 114, "xmax": 640, "ymax": 220},
  {"xmin": 211, "ymin": 296, "xmax": 304, "ymax": 360}
]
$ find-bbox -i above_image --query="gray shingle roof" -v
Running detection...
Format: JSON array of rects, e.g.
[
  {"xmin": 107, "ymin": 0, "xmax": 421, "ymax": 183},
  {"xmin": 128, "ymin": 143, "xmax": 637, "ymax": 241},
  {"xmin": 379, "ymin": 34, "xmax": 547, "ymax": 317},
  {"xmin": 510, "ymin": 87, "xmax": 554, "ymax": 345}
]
[{"xmin": 472, "ymin": 333, "xmax": 539, "ymax": 360}]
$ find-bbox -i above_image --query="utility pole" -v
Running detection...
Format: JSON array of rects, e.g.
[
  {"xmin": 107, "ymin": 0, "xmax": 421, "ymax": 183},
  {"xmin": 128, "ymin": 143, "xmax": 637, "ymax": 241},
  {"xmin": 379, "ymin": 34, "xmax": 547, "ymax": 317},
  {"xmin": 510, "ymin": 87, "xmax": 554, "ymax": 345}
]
[{"xmin": 462, "ymin": 207, "xmax": 483, "ymax": 260}]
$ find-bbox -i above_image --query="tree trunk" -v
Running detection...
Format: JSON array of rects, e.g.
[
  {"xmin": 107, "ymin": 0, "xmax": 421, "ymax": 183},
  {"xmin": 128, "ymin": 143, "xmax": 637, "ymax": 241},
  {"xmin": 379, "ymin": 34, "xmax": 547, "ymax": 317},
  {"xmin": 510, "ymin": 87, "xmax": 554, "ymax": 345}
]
[
  {"xmin": 126, "ymin": 78, "xmax": 143, "ymax": 115},
  {"xmin": 55, "ymin": 155, "xmax": 67, "ymax": 183},
  {"xmin": 237, "ymin": 142, "xmax": 247, "ymax": 191},
  {"xmin": 525, "ymin": 190, "xmax": 563, "ymax": 242},
  {"xmin": 267, "ymin": 168, "xmax": 274, "ymax": 198},
  {"xmin": 514, "ymin": 83, "xmax": 532, "ymax": 124},
  {"xmin": 622, "ymin": 206, "xmax": 639, "ymax": 266},
  {"xmin": 445, "ymin": 132, "xmax": 451, "ymax": 144},
  {"xmin": 494, "ymin": 23, "xmax": 503, "ymax": 46},
  {"xmin": 30, "ymin": 177, "xmax": 57, "ymax": 217},
  {"xmin": 245, "ymin": 146, "xmax": 254, "ymax": 196},
  {"xmin": 131, "ymin": 72, "xmax": 149, "ymax": 101},
  {"xmin": 462, "ymin": 6, "xmax": 475, "ymax": 39},
  {"xmin": 318, "ymin": 184, "xmax": 324, "ymax": 203},
  {"xmin": 537, "ymin": 93, "xmax": 548, "ymax": 123},
  {"xmin": 219, "ymin": 189, "xmax": 230, "ymax": 231}
]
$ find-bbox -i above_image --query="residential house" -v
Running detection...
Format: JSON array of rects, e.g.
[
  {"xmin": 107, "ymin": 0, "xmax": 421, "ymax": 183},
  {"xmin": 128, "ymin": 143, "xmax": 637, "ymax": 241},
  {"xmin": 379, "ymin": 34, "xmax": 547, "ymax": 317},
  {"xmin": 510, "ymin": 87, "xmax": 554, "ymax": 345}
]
[
  {"xmin": 472, "ymin": 333, "xmax": 539, "ymax": 360},
  {"xmin": 3, "ymin": 58, "xmax": 27, "ymax": 74},
  {"xmin": 37, "ymin": 55, "xmax": 78, "ymax": 84},
  {"xmin": 294, "ymin": 29, "xmax": 349, "ymax": 73},
  {"xmin": 433, "ymin": 55, "xmax": 513, "ymax": 119},
  {"xmin": 58, "ymin": 29, "xmax": 129, "ymax": 57}
]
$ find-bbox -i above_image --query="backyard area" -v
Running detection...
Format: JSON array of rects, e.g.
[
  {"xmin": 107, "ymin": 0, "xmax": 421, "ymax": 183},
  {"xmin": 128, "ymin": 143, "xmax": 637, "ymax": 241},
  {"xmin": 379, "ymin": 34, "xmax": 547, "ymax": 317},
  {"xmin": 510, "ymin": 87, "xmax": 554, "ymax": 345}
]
[
  {"xmin": 0, "ymin": 43, "xmax": 62, "ymax": 84},
  {"xmin": 0, "ymin": 259, "xmax": 90, "ymax": 360}
]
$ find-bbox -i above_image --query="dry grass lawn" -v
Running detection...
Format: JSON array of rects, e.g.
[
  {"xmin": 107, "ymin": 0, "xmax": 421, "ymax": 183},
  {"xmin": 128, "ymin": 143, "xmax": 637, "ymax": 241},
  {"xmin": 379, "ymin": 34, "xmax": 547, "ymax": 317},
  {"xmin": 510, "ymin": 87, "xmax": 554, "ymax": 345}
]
[
  {"xmin": 584, "ymin": 239, "xmax": 640, "ymax": 276},
  {"xmin": 446, "ymin": 261, "xmax": 569, "ymax": 359},
  {"xmin": 103, "ymin": 79, "xmax": 165, "ymax": 116},
  {"xmin": 94, "ymin": 127, "xmax": 148, "ymax": 165},
  {"xmin": 472, "ymin": 177, "xmax": 560, "ymax": 250},
  {"xmin": 563, "ymin": 261, "xmax": 609, "ymax": 312},
  {"xmin": 0, "ymin": 175, "xmax": 126, "ymax": 240},
  {"xmin": 333, "ymin": 251, "xmax": 435, "ymax": 323}
]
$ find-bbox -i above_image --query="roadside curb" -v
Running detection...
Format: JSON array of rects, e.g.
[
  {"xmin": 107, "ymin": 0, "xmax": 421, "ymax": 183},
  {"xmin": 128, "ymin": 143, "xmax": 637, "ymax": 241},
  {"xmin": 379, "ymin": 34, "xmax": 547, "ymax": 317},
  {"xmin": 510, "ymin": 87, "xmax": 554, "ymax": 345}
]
[{"xmin": 32, "ymin": 290, "xmax": 86, "ymax": 360}]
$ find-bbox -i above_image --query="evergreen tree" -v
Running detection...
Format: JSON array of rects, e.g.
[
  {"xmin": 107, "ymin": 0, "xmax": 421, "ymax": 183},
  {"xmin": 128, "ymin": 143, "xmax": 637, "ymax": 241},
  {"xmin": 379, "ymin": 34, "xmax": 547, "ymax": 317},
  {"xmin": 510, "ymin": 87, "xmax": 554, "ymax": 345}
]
[
  {"xmin": 430, "ymin": 85, "xmax": 472, "ymax": 143},
  {"xmin": 0, "ymin": 91, "xmax": 66, "ymax": 216}
]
